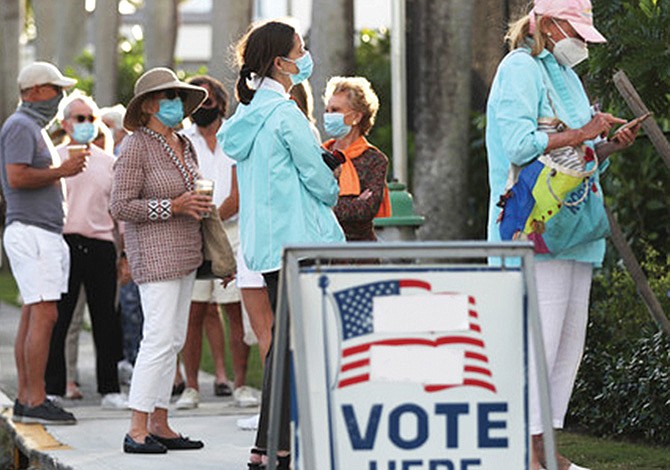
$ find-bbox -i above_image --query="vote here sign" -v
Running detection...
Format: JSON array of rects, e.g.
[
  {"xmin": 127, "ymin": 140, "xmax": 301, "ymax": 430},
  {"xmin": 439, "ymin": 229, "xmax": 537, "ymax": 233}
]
[{"xmin": 291, "ymin": 267, "xmax": 529, "ymax": 470}]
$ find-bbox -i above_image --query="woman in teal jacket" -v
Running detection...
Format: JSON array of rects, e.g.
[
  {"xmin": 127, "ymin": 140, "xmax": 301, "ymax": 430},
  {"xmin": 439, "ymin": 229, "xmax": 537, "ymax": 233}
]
[
  {"xmin": 486, "ymin": 1, "xmax": 640, "ymax": 469},
  {"xmin": 217, "ymin": 20, "xmax": 344, "ymax": 469}
]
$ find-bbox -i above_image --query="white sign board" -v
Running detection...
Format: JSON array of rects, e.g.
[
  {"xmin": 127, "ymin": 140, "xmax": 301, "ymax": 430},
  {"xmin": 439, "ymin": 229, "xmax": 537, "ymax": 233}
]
[{"xmin": 291, "ymin": 267, "xmax": 528, "ymax": 470}]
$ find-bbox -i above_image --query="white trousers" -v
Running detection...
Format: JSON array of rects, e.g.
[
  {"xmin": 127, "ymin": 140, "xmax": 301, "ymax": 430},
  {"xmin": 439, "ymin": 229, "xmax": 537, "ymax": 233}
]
[
  {"xmin": 529, "ymin": 259, "xmax": 592, "ymax": 435},
  {"xmin": 128, "ymin": 272, "xmax": 196, "ymax": 412}
]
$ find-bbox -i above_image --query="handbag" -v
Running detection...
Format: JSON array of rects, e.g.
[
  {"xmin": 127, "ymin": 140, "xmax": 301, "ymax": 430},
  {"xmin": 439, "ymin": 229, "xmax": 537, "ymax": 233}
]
[
  {"xmin": 196, "ymin": 208, "xmax": 236, "ymax": 279},
  {"xmin": 498, "ymin": 116, "xmax": 610, "ymax": 254}
]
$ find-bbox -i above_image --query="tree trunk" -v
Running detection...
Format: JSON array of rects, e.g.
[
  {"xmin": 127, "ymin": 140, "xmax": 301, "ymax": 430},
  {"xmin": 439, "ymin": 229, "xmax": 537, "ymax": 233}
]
[
  {"xmin": 55, "ymin": 0, "xmax": 88, "ymax": 71},
  {"xmin": 32, "ymin": 0, "xmax": 61, "ymax": 61},
  {"xmin": 309, "ymin": 0, "xmax": 355, "ymax": 127},
  {"xmin": 471, "ymin": 0, "xmax": 530, "ymax": 111},
  {"xmin": 0, "ymin": 0, "xmax": 22, "ymax": 123},
  {"xmin": 209, "ymin": 0, "xmax": 251, "ymax": 111},
  {"xmin": 410, "ymin": 0, "xmax": 475, "ymax": 241},
  {"xmin": 93, "ymin": 0, "xmax": 119, "ymax": 106},
  {"xmin": 144, "ymin": 0, "xmax": 178, "ymax": 70}
]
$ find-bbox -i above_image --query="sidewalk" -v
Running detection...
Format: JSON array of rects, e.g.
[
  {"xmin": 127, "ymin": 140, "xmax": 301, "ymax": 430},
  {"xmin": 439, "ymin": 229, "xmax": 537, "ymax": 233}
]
[{"xmin": 0, "ymin": 301, "xmax": 257, "ymax": 469}]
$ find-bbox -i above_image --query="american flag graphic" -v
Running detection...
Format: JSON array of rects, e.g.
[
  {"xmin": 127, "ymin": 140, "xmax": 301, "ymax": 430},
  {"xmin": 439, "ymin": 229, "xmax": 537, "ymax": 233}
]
[{"xmin": 331, "ymin": 279, "xmax": 496, "ymax": 393}]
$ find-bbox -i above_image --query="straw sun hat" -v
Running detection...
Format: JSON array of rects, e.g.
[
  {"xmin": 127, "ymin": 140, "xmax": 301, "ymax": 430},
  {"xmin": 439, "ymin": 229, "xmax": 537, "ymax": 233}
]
[{"xmin": 124, "ymin": 67, "xmax": 207, "ymax": 131}]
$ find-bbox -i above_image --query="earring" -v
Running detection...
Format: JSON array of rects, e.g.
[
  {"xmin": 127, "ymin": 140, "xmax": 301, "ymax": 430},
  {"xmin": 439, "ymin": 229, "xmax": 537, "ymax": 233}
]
[{"xmin": 546, "ymin": 32, "xmax": 552, "ymax": 38}]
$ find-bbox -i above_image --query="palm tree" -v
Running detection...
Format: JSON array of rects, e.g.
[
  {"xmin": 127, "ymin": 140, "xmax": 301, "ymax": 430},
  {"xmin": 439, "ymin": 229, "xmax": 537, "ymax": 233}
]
[
  {"xmin": 309, "ymin": 0, "xmax": 355, "ymax": 127},
  {"xmin": 143, "ymin": 0, "xmax": 178, "ymax": 70},
  {"xmin": 409, "ymin": 0, "xmax": 475, "ymax": 240}
]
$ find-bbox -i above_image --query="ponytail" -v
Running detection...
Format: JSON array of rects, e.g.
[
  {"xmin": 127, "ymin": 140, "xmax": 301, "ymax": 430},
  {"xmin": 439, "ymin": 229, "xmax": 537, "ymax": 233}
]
[
  {"xmin": 232, "ymin": 20, "xmax": 296, "ymax": 105},
  {"xmin": 236, "ymin": 65, "xmax": 255, "ymax": 105}
]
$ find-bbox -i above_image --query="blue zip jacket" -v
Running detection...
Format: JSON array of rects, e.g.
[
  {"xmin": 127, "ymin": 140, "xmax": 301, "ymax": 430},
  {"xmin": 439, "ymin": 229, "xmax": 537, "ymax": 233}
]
[
  {"xmin": 486, "ymin": 47, "xmax": 608, "ymax": 267},
  {"xmin": 218, "ymin": 79, "xmax": 344, "ymax": 272}
]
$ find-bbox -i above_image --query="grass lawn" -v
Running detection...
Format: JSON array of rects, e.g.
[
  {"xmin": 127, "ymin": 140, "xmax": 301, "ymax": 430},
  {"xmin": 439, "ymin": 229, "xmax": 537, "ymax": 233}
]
[
  {"xmin": 0, "ymin": 269, "xmax": 19, "ymax": 306},
  {"xmin": 200, "ymin": 304, "xmax": 264, "ymax": 390},
  {"xmin": 558, "ymin": 431, "xmax": 670, "ymax": 469}
]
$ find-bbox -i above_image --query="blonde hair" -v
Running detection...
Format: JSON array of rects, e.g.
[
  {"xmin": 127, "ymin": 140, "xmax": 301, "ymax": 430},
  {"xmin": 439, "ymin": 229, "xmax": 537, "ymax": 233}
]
[
  {"xmin": 324, "ymin": 76, "xmax": 379, "ymax": 136},
  {"xmin": 505, "ymin": 13, "xmax": 549, "ymax": 56}
]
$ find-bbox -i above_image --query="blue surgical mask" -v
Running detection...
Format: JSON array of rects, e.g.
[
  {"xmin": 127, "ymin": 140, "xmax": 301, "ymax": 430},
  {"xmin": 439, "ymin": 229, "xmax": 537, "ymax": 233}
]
[
  {"xmin": 323, "ymin": 112, "xmax": 352, "ymax": 138},
  {"xmin": 282, "ymin": 51, "xmax": 314, "ymax": 85},
  {"xmin": 155, "ymin": 98, "xmax": 184, "ymax": 128},
  {"xmin": 72, "ymin": 122, "xmax": 97, "ymax": 144}
]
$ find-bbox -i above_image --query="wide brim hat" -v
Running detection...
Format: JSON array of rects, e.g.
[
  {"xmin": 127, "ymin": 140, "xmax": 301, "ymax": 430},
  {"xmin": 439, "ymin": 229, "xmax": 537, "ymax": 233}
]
[{"xmin": 124, "ymin": 67, "xmax": 207, "ymax": 131}]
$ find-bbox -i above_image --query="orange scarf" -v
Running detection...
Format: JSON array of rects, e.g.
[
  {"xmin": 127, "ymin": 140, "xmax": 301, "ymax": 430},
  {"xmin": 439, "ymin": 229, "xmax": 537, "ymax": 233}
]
[{"xmin": 323, "ymin": 136, "xmax": 391, "ymax": 218}]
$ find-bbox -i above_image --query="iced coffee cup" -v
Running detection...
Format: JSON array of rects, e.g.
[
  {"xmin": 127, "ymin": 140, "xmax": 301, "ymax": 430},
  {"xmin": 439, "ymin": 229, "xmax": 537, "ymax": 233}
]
[{"xmin": 194, "ymin": 179, "xmax": 214, "ymax": 218}]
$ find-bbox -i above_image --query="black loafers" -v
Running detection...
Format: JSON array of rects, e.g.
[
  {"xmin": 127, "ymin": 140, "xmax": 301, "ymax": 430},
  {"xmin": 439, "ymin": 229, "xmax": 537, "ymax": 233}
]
[
  {"xmin": 149, "ymin": 434, "xmax": 204, "ymax": 450},
  {"xmin": 123, "ymin": 434, "xmax": 167, "ymax": 454}
]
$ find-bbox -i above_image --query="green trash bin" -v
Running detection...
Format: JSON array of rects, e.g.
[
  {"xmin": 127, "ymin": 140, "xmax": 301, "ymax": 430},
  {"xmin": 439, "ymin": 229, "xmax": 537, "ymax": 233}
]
[{"xmin": 373, "ymin": 181, "xmax": 425, "ymax": 241}]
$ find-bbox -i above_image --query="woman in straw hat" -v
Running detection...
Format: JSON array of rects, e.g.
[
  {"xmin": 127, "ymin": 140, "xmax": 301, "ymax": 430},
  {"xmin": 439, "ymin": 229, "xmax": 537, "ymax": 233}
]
[
  {"xmin": 486, "ymin": 1, "xmax": 640, "ymax": 469},
  {"xmin": 110, "ymin": 67, "xmax": 210, "ymax": 454}
]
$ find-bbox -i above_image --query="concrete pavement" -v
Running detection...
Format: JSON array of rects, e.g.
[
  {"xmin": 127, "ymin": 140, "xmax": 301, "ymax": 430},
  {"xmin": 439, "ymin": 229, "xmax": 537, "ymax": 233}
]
[{"xmin": 0, "ymin": 301, "xmax": 258, "ymax": 469}]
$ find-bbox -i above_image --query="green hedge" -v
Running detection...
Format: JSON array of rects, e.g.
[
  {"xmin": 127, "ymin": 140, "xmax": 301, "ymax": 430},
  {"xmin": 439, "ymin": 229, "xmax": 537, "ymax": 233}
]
[{"xmin": 567, "ymin": 247, "xmax": 670, "ymax": 443}]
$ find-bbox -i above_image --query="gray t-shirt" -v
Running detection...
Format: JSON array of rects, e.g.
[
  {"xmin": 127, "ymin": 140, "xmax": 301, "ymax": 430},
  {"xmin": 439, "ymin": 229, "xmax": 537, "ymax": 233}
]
[{"xmin": 0, "ymin": 111, "xmax": 65, "ymax": 233}]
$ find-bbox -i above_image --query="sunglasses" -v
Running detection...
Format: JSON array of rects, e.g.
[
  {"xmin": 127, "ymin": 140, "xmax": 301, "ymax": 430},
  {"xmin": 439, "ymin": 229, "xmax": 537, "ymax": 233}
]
[
  {"xmin": 162, "ymin": 89, "xmax": 189, "ymax": 101},
  {"xmin": 71, "ymin": 114, "xmax": 96, "ymax": 123}
]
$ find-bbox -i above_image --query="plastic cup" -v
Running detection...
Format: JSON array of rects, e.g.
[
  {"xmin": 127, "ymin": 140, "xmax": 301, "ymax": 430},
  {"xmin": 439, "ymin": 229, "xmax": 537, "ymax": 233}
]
[{"xmin": 194, "ymin": 179, "xmax": 214, "ymax": 218}]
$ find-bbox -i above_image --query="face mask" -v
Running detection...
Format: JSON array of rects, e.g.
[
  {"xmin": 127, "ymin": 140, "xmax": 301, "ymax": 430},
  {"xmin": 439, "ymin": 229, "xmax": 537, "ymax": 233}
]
[
  {"xmin": 191, "ymin": 106, "xmax": 220, "ymax": 127},
  {"xmin": 323, "ymin": 112, "xmax": 352, "ymax": 138},
  {"xmin": 550, "ymin": 20, "xmax": 589, "ymax": 68},
  {"xmin": 155, "ymin": 98, "xmax": 184, "ymax": 128},
  {"xmin": 282, "ymin": 51, "xmax": 314, "ymax": 85},
  {"xmin": 72, "ymin": 122, "xmax": 97, "ymax": 144},
  {"xmin": 19, "ymin": 90, "xmax": 65, "ymax": 128}
]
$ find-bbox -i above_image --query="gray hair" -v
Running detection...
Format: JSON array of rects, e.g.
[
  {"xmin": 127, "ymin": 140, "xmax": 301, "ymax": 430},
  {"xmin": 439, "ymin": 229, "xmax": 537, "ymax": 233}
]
[{"xmin": 60, "ymin": 91, "xmax": 100, "ymax": 120}]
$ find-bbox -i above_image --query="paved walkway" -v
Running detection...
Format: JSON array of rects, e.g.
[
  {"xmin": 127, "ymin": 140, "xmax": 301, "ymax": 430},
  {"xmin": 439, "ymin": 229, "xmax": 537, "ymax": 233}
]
[{"xmin": 0, "ymin": 301, "xmax": 257, "ymax": 469}]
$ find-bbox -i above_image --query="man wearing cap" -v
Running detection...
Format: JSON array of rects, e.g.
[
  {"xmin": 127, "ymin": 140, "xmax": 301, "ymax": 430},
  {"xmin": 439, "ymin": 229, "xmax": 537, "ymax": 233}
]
[
  {"xmin": 486, "ymin": 1, "xmax": 639, "ymax": 469},
  {"xmin": 0, "ymin": 61, "xmax": 86, "ymax": 425}
]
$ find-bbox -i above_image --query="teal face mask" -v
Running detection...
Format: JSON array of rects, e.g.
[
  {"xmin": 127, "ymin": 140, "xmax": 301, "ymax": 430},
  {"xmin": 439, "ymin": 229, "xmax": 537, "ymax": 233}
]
[
  {"xmin": 72, "ymin": 122, "xmax": 96, "ymax": 144},
  {"xmin": 155, "ymin": 98, "xmax": 184, "ymax": 128},
  {"xmin": 323, "ymin": 112, "xmax": 352, "ymax": 138},
  {"xmin": 282, "ymin": 51, "xmax": 314, "ymax": 86}
]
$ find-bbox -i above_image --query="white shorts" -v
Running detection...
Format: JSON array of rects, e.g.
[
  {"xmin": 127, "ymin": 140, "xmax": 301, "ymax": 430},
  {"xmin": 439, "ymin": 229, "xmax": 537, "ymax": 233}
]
[
  {"xmin": 236, "ymin": 240, "xmax": 265, "ymax": 289},
  {"xmin": 192, "ymin": 220, "xmax": 242, "ymax": 304},
  {"xmin": 3, "ymin": 221, "xmax": 69, "ymax": 304}
]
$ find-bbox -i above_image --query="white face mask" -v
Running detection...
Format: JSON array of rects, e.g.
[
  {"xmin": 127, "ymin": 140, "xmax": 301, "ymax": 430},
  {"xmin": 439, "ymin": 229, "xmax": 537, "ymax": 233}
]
[{"xmin": 550, "ymin": 20, "xmax": 589, "ymax": 68}]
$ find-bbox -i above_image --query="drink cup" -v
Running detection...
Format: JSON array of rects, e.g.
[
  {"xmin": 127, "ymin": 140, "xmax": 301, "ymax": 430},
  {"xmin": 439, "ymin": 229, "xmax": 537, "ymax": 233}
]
[
  {"xmin": 67, "ymin": 144, "xmax": 88, "ymax": 159},
  {"xmin": 194, "ymin": 179, "xmax": 214, "ymax": 218}
]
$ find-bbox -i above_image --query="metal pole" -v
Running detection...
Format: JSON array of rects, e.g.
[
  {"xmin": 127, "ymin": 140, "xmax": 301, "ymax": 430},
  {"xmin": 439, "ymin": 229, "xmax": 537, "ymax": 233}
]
[{"xmin": 391, "ymin": 0, "xmax": 408, "ymax": 183}]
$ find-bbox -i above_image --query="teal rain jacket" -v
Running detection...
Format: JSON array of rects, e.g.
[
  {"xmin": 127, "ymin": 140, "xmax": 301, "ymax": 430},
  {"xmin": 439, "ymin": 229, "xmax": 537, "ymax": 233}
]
[
  {"xmin": 218, "ymin": 80, "xmax": 344, "ymax": 272},
  {"xmin": 486, "ymin": 47, "xmax": 608, "ymax": 267}
]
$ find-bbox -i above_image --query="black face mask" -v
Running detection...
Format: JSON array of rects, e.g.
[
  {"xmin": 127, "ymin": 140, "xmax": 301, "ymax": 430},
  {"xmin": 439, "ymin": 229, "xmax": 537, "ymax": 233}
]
[{"xmin": 191, "ymin": 106, "xmax": 220, "ymax": 127}]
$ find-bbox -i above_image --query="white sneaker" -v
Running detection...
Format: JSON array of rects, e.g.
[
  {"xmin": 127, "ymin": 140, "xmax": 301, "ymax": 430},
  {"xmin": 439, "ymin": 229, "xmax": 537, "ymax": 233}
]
[
  {"xmin": 176, "ymin": 387, "xmax": 199, "ymax": 410},
  {"xmin": 117, "ymin": 360, "xmax": 134, "ymax": 385},
  {"xmin": 101, "ymin": 392, "xmax": 129, "ymax": 410},
  {"xmin": 236, "ymin": 413, "xmax": 260, "ymax": 430},
  {"xmin": 233, "ymin": 386, "xmax": 260, "ymax": 408}
]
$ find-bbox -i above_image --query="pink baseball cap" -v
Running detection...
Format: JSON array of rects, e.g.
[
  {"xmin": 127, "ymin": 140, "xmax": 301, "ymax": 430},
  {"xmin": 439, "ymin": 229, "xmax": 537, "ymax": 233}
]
[{"xmin": 530, "ymin": 0, "xmax": 606, "ymax": 43}]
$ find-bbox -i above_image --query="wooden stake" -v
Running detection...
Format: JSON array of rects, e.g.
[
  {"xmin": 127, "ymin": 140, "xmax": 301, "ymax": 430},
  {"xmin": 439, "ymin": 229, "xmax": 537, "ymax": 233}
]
[
  {"xmin": 613, "ymin": 70, "xmax": 670, "ymax": 170},
  {"xmin": 605, "ymin": 206, "xmax": 670, "ymax": 335}
]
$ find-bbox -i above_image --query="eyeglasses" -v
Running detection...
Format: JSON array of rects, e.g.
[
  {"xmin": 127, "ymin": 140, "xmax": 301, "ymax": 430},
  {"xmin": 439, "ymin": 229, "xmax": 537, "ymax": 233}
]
[
  {"xmin": 162, "ymin": 89, "xmax": 189, "ymax": 101},
  {"xmin": 71, "ymin": 114, "xmax": 96, "ymax": 123}
]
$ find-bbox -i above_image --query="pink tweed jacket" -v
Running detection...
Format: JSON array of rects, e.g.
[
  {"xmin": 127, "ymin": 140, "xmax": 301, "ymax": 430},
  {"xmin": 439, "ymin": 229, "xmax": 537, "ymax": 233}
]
[{"xmin": 110, "ymin": 128, "xmax": 202, "ymax": 284}]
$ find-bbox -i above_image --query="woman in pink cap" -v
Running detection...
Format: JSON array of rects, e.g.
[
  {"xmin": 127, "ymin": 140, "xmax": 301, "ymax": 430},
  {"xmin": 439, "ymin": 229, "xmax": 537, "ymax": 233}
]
[{"xmin": 486, "ymin": 1, "xmax": 641, "ymax": 469}]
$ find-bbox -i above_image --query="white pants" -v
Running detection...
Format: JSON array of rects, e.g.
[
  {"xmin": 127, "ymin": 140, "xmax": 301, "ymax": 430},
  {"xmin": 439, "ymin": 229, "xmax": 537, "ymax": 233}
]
[
  {"xmin": 128, "ymin": 272, "xmax": 196, "ymax": 412},
  {"xmin": 529, "ymin": 259, "xmax": 592, "ymax": 435}
]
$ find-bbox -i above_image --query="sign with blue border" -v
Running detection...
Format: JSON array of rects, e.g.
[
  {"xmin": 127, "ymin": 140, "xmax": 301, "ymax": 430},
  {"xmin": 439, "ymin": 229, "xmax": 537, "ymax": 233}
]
[{"xmin": 291, "ymin": 266, "xmax": 529, "ymax": 470}]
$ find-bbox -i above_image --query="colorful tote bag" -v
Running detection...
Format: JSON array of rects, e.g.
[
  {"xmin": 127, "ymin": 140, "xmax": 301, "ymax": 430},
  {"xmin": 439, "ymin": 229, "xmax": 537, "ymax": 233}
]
[{"xmin": 497, "ymin": 117, "xmax": 610, "ymax": 254}]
